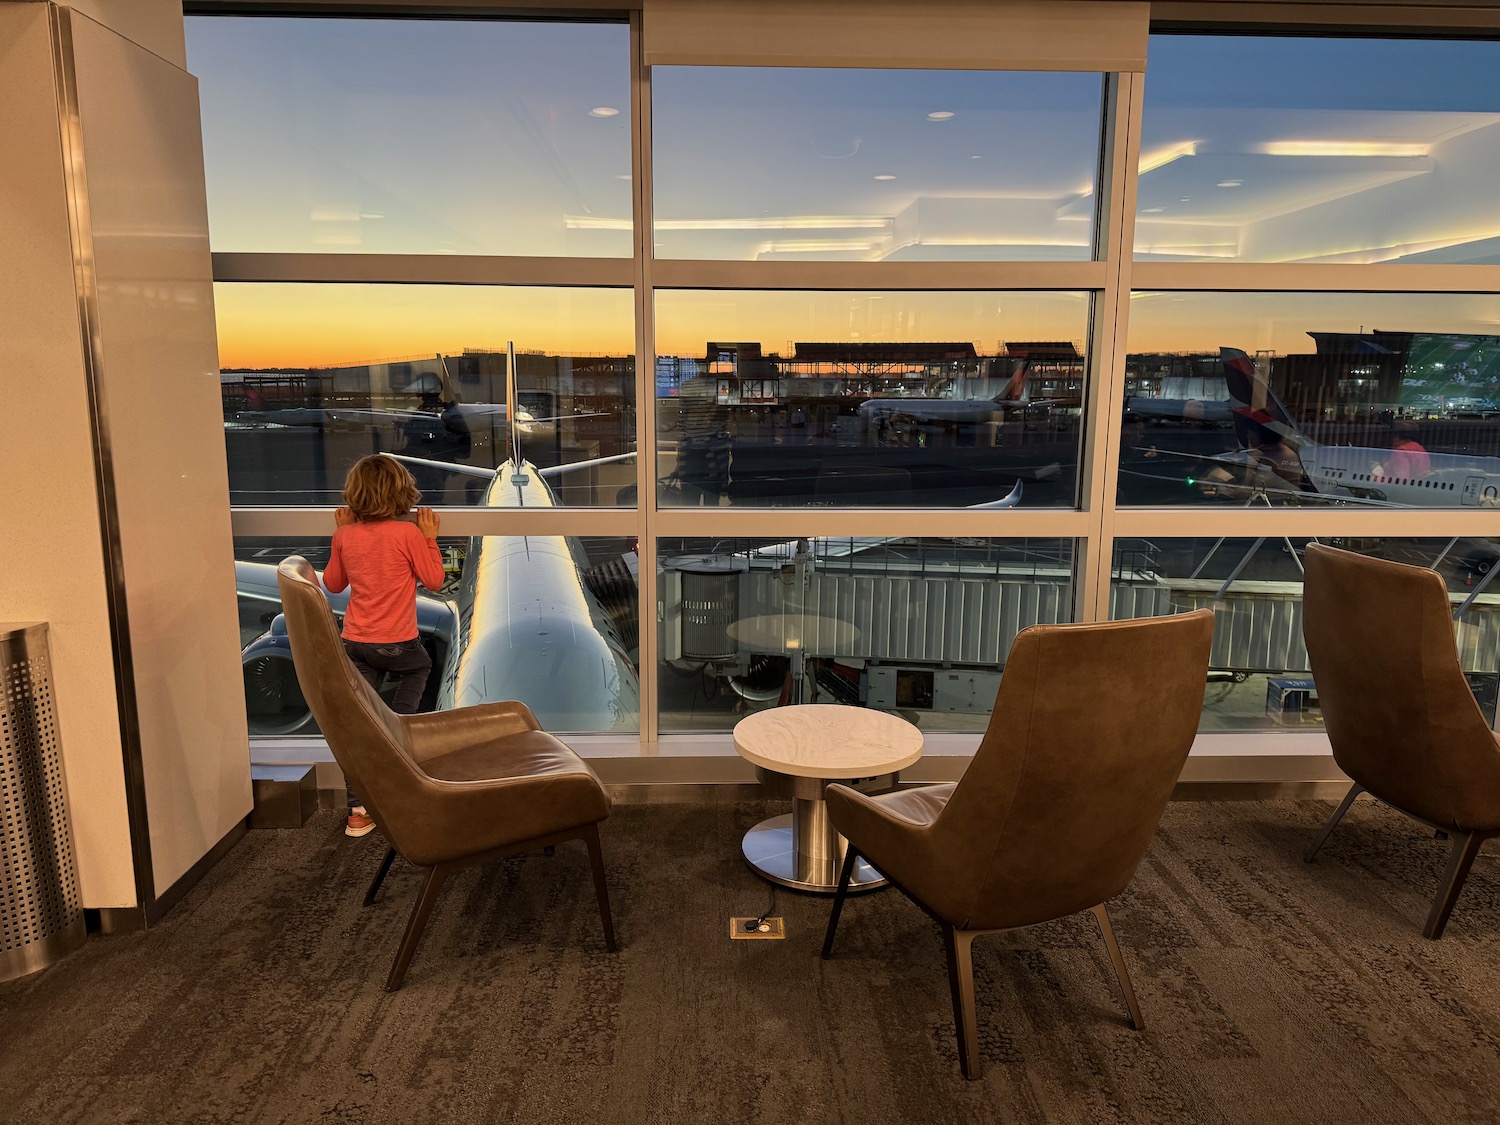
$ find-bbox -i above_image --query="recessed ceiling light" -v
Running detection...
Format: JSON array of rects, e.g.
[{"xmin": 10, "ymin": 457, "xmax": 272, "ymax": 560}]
[
  {"xmin": 1216, "ymin": 179, "xmax": 1244, "ymax": 188},
  {"xmin": 589, "ymin": 106, "xmax": 620, "ymax": 118},
  {"xmin": 873, "ymin": 174, "xmax": 896, "ymax": 181},
  {"xmin": 927, "ymin": 111, "xmax": 955, "ymax": 120}
]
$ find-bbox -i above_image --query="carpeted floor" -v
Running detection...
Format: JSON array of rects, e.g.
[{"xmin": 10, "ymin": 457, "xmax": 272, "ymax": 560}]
[{"xmin": 1, "ymin": 798, "xmax": 1499, "ymax": 1124}]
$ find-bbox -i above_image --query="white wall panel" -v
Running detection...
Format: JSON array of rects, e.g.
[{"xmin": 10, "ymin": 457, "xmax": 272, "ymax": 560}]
[
  {"xmin": 0, "ymin": 3, "xmax": 136, "ymax": 909},
  {"xmin": 69, "ymin": 10, "xmax": 251, "ymax": 898}
]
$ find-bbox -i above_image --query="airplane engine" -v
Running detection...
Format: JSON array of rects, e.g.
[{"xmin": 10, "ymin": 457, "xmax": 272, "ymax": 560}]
[{"xmin": 242, "ymin": 617, "xmax": 315, "ymax": 736}]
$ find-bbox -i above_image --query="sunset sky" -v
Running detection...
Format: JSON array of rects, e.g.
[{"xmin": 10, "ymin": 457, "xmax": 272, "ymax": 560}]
[{"xmin": 189, "ymin": 19, "xmax": 1500, "ymax": 370}]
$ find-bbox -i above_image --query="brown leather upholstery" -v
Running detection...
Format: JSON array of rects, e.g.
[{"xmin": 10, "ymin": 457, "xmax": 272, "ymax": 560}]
[
  {"xmin": 822, "ymin": 610, "xmax": 1214, "ymax": 1078},
  {"xmin": 1302, "ymin": 544, "xmax": 1500, "ymax": 937},
  {"xmin": 275, "ymin": 556, "xmax": 615, "ymax": 988}
]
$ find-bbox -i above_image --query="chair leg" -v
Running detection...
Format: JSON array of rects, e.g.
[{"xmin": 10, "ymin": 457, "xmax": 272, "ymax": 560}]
[
  {"xmin": 1424, "ymin": 831, "xmax": 1486, "ymax": 940},
  {"xmin": 363, "ymin": 847, "xmax": 398, "ymax": 907},
  {"xmin": 821, "ymin": 848, "xmax": 859, "ymax": 960},
  {"xmin": 1091, "ymin": 904, "xmax": 1144, "ymax": 1031},
  {"xmin": 1305, "ymin": 782, "xmax": 1363, "ymax": 862},
  {"xmin": 942, "ymin": 925, "xmax": 981, "ymax": 1080},
  {"xmin": 386, "ymin": 865, "xmax": 448, "ymax": 992},
  {"xmin": 584, "ymin": 824, "xmax": 618, "ymax": 953}
]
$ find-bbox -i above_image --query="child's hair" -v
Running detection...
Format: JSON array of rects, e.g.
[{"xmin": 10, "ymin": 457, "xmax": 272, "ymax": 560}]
[{"xmin": 342, "ymin": 455, "xmax": 420, "ymax": 521}]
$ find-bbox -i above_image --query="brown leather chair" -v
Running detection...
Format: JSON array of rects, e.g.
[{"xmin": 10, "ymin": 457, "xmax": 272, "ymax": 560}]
[
  {"xmin": 821, "ymin": 611, "xmax": 1214, "ymax": 1080},
  {"xmin": 275, "ymin": 556, "xmax": 616, "ymax": 991},
  {"xmin": 1302, "ymin": 543, "xmax": 1500, "ymax": 939}
]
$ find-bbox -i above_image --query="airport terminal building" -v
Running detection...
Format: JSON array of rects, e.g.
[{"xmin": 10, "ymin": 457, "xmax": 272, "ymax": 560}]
[{"xmin": 5, "ymin": 0, "xmax": 1500, "ymax": 1119}]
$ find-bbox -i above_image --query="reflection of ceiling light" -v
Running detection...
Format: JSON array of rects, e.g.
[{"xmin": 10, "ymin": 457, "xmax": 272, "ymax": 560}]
[
  {"xmin": 927, "ymin": 110, "xmax": 955, "ymax": 120},
  {"xmin": 1179, "ymin": 197, "xmax": 1192, "ymax": 202},
  {"xmin": 1216, "ymin": 180, "xmax": 1243, "ymax": 188},
  {"xmin": 1259, "ymin": 140, "xmax": 1429, "ymax": 157},
  {"xmin": 873, "ymin": 174, "xmax": 896, "ymax": 181},
  {"xmin": 755, "ymin": 240, "xmax": 879, "ymax": 256},
  {"xmin": 566, "ymin": 215, "xmax": 891, "ymax": 231},
  {"xmin": 970, "ymin": 154, "xmax": 982, "ymax": 160},
  {"xmin": 359, "ymin": 212, "xmax": 385, "ymax": 220},
  {"xmin": 614, "ymin": 173, "xmax": 631, "ymax": 180},
  {"xmin": 1142, "ymin": 207, "xmax": 1165, "ymax": 213},
  {"xmin": 1138, "ymin": 141, "xmax": 1197, "ymax": 175},
  {"xmin": 589, "ymin": 106, "xmax": 620, "ymax": 118}
]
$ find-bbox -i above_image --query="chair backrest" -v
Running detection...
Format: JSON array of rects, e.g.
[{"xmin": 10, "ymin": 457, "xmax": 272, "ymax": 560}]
[
  {"xmin": 931, "ymin": 610, "xmax": 1213, "ymax": 931},
  {"xmin": 275, "ymin": 556, "xmax": 432, "ymax": 849},
  {"xmin": 1303, "ymin": 543, "xmax": 1500, "ymax": 830}
]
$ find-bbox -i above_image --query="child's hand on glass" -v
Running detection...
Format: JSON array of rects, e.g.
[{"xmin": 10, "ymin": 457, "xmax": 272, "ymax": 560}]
[
  {"xmin": 334, "ymin": 507, "xmax": 355, "ymax": 528},
  {"xmin": 417, "ymin": 507, "xmax": 440, "ymax": 539}
]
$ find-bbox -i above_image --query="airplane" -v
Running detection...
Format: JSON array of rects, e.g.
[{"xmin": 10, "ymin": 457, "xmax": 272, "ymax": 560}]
[
  {"xmin": 854, "ymin": 359, "xmax": 1059, "ymax": 443},
  {"xmin": 237, "ymin": 343, "xmax": 641, "ymax": 735},
  {"xmin": 1150, "ymin": 347, "xmax": 1500, "ymax": 508},
  {"xmin": 228, "ymin": 353, "xmax": 604, "ymax": 445}
]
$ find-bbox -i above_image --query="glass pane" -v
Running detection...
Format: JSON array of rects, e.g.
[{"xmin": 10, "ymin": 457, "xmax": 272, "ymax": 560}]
[
  {"xmin": 1118, "ymin": 292, "xmax": 1500, "ymax": 508},
  {"xmin": 659, "ymin": 536, "xmax": 1074, "ymax": 732},
  {"xmin": 186, "ymin": 18, "xmax": 632, "ymax": 256},
  {"xmin": 1137, "ymin": 35, "xmax": 1500, "ymax": 263},
  {"xmin": 238, "ymin": 534, "xmax": 640, "ymax": 736},
  {"xmin": 217, "ymin": 284, "xmax": 637, "ymax": 506},
  {"xmin": 1111, "ymin": 536, "xmax": 1500, "ymax": 731},
  {"xmin": 655, "ymin": 290, "xmax": 1091, "ymax": 507},
  {"xmin": 652, "ymin": 68, "xmax": 1102, "ymax": 261}
]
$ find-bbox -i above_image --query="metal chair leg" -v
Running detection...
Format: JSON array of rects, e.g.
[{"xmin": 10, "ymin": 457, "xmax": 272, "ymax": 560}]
[
  {"xmin": 943, "ymin": 925, "xmax": 981, "ymax": 1080},
  {"xmin": 584, "ymin": 824, "xmax": 618, "ymax": 953},
  {"xmin": 363, "ymin": 847, "xmax": 397, "ymax": 907},
  {"xmin": 1092, "ymin": 904, "xmax": 1144, "ymax": 1031},
  {"xmin": 821, "ymin": 848, "xmax": 859, "ymax": 960},
  {"xmin": 1305, "ymin": 783, "xmax": 1363, "ymax": 862},
  {"xmin": 1424, "ymin": 831, "xmax": 1485, "ymax": 940},
  {"xmin": 386, "ymin": 865, "xmax": 448, "ymax": 992}
]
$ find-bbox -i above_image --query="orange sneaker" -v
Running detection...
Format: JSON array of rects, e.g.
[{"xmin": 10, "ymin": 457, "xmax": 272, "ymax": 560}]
[{"xmin": 345, "ymin": 810, "xmax": 376, "ymax": 838}]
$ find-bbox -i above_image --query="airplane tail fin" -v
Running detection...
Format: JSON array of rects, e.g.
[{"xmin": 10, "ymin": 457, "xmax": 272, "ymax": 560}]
[
  {"xmin": 1221, "ymin": 346, "xmax": 1306, "ymax": 449},
  {"xmin": 436, "ymin": 354, "xmax": 462, "ymax": 407},
  {"xmin": 993, "ymin": 357, "xmax": 1031, "ymax": 404}
]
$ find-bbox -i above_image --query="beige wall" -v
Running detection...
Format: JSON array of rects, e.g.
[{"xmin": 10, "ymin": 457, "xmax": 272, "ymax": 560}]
[
  {"xmin": 65, "ymin": 0, "xmax": 184, "ymax": 66},
  {"xmin": 0, "ymin": 2, "xmax": 136, "ymax": 908}
]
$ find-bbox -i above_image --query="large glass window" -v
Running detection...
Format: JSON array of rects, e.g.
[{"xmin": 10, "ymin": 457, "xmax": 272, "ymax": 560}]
[
  {"xmin": 216, "ymin": 284, "xmax": 637, "ymax": 507},
  {"xmin": 1111, "ymin": 536, "xmax": 1500, "ymax": 730},
  {"xmin": 1137, "ymin": 35, "xmax": 1500, "ymax": 264},
  {"xmin": 238, "ymin": 534, "xmax": 640, "ymax": 736},
  {"xmin": 186, "ymin": 18, "xmax": 633, "ymax": 256},
  {"xmin": 655, "ymin": 290, "xmax": 1091, "ymax": 507},
  {"xmin": 652, "ymin": 68, "xmax": 1104, "ymax": 261},
  {"xmin": 660, "ymin": 536, "xmax": 1074, "ymax": 732},
  {"xmin": 1118, "ymin": 293, "xmax": 1500, "ymax": 508}
]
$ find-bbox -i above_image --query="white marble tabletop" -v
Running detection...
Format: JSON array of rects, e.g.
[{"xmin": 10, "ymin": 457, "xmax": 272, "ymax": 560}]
[{"xmin": 733, "ymin": 704, "xmax": 923, "ymax": 779}]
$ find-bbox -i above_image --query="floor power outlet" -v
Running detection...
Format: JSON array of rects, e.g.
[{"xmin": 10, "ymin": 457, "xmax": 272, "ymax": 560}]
[{"xmin": 729, "ymin": 917, "xmax": 786, "ymax": 940}]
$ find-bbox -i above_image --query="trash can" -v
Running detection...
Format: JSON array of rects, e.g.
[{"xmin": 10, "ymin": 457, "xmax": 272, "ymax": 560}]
[{"xmin": 1, "ymin": 623, "xmax": 86, "ymax": 983}]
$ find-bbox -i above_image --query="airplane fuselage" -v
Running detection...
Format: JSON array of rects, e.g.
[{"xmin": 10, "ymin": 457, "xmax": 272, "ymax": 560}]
[{"xmin": 1299, "ymin": 444, "xmax": 1500, "ymax": 507}]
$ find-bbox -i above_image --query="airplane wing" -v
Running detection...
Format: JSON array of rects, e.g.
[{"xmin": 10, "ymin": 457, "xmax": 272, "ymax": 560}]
[
  {"xmin": 538, "ymin": 452, "xmax": 636, "ymax": 478},
  {"xmin": 750, "ymin": 480, "xmax": 1024, "ymax": 559},
  {"xmin": 381, "ymin": 450, "xmax": 636, "ymax": 481}
]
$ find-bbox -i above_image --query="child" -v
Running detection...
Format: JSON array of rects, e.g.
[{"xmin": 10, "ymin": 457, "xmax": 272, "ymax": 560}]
[{"xmin": 323, "ymin": 455, "xmax": 446, "ymax": 837}]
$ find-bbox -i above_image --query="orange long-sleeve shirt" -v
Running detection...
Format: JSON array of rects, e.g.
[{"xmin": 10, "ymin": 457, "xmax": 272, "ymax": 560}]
[{"xmin": 323, "ymin": 519, "xmax": 445, "ymax": 642}]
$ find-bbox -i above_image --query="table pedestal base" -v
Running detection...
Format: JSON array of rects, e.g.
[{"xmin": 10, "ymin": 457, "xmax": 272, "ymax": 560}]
[{"xmin": 741, "ymin": 808, "xmax": 887, "ymax": 894}]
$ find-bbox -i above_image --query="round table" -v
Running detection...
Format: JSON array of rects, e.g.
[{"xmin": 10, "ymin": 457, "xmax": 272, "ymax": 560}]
[{"xmin": 733, "ymin": 704, "xmax": 923, "ymax": 893}]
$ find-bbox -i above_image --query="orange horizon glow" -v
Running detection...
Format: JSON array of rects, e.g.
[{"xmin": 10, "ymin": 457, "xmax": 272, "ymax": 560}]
[{"xmin": 213, "ymin": 284, "xmax": 1500, "ymax": 370}]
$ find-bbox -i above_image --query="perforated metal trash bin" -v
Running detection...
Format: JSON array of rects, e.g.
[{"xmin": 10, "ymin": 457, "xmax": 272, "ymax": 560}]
[{"xmin": 1, "ymin": 624, "xmax": 85, "ymax": 983}]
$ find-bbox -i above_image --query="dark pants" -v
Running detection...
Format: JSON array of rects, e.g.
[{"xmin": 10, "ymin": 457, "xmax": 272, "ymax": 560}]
[{"xmin": 342, "ymin": 637, "xmax": 431, "ymax": 811}]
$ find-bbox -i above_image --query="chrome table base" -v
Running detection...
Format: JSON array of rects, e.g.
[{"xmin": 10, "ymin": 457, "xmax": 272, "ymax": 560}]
[{"xmin": 741, "ymin": 804, "xmax": 887, "ymax": 894}]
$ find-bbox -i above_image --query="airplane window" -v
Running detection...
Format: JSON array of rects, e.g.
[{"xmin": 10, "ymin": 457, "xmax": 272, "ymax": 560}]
[{"xmin": 1138, "ymin": 35, "xmax": 1500, "ymax": 265}]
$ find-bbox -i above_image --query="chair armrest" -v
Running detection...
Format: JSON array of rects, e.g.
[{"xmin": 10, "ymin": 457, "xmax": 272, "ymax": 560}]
[{"xmin": 401, "ymin": 701, "xmax": 541, "ymax": 766}]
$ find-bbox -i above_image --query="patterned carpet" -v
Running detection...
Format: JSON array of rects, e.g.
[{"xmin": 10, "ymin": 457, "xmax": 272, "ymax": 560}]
[{"xmin": 1, "ymin": 797, "xmax": 1498, "ymax": 1124}]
